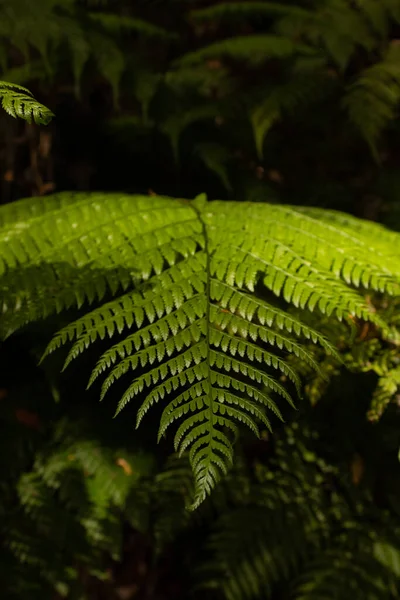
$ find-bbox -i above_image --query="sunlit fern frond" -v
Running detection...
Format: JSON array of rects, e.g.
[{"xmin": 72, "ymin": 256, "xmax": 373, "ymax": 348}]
[
  {"xmin": 0, "ymin": 81, "xmax": 54, "ymax": 124},
  {"xmin": 1, "ymin": 192, "xmax": 400, "ymax": 507}
]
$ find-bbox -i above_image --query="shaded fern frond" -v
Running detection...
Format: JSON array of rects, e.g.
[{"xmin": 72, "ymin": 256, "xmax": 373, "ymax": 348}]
[
  {"xmin": 199, "ymin": 424, "xmax": 400, "ymax": 600},
  {"xmin": 195, "ymin": 143, "xmax": 232, "ymax": 191},
  {"xmin": 88, "ymin": 11, "xmax": 177, "ymax": 39},
  {"xmin": 294, "ymin": 535, "xmax": 400, "ymax": 600},
  {"xmin": 1, "ymin": 192, "xmax": 400, "ymax": 507},
  {"xmin": 190, "ymin": 2, "xmax": 309, "ymax": 22},
  {"xmin": 161, "ymin": 104, "xmax": 219, "ymax": 163},
  {"xmin": 2, "ymin": 416, "xmax": 155, "ymax": 596},
  {"xmin": 0, "ymin": 0, "xmax": 171, "ymax": 102},
  {"xmin": 176, "ymin": 35, "xmax": 312, "ymax": 67},
  {"xmin": 343, "ymin": 43, "xmax": 400, "ymax": 158},
  {"xmin": 0, "ymin": 81, "xmax": 54, "ymax": 124},
  {"xmin": 250, "ymin": 69, "xmax": 336, "ymax": 158}
]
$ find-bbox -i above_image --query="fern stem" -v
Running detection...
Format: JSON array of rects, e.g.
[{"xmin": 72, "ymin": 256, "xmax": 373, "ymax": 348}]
[{"xmin": 190, "ymin": 200, "xmax": 217, "ymax": 506}]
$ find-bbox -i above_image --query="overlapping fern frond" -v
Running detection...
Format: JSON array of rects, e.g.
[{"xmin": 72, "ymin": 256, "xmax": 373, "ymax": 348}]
[{"xmin": 1, "ymin": 192, "xmax": 400, "ymax": 506}]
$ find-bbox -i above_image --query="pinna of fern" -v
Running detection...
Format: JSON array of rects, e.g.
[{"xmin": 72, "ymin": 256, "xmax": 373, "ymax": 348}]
[{"xmin": 1, "ymin": 191, "xmax": 400, "ymax": 507}]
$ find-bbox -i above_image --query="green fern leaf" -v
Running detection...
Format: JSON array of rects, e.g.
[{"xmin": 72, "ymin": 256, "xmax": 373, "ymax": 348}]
[
  {"xmin": 1, "ymin": 192, "xmax": 400, "ymax": 507},
  {"xmin": 0, "ymin": 81, "xmax": 53, "ymax": 125}
]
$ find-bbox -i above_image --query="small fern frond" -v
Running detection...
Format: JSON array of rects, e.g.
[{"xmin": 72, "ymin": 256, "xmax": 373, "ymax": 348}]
[
  {"xmin": 1, "ymin": 192, "xmax": 400, "ymax": 506},
  {"xmin": 0, "ymin": 81, "xmax": 53, "ymax": 125}
]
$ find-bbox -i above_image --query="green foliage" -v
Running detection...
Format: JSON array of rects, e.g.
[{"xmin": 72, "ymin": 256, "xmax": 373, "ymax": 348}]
[
  {"xmin": 2, "ymin": 0, "xmax": 400, "ymax": 188},
  {"xmin": 0, "ymin": 0, "xmax": 174, "ymax": 101},
  {"xmin": 199, "ymin": 424, "xmax": 400, "ymax": 600},
  {"xmin": 1, "ymin": 191, "xmax": 400, "ymax": 507},
  {"xmin": 343, "ymin": 43, "xmax": 400, "ymax": 159},
  {"xmin": 0, "ymin": 81, "xmax": 53, "ymax": 124},
  {"xmin": 168, "ymin": 0, "xmax": 400, "ymax": 170},
  {"xmin": 176, "ymin": 35, "xmax": 311, "ymax": 67},
  {"xmin": 0, "ymin": 414, "xmax": 154, "ymax": 597},
  {"xmin": 4, "ymin": 398, "xmax": 400, "ymax": 599}
]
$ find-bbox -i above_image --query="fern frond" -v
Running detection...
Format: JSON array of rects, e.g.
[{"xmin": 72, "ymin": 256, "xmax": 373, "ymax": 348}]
[
  {"xmin": 271, "ymin": 0, "xmax": 391, "ymax": 70},
  {"xmin": 161, "ymin": 105, "xmax": 219, "ymax": 162},
  {"xmin": 87, "ymin": 31, "xmax": 124, "ymax": 105},
  {"xmin": 343, "ymin": 43, "xmax": 400, "ymax": 158},
  {"xmin": 0, "ymin": 81, "xmax": 53, "ymax": 125},
  {"xmin": 0, "ymin": 0, "xmax": 132, "ymax": 100},
  {"xmin": 190, "ymin": 2, "xmax": 310, "ymax": 22},
  {"xmin": 1, "ymin": 192, "xmax": 400, "ymax": 507},
  {"xmin": 1, "ymin": 415, "xmax": 155, "ymax": 595},
  {"xmin": 294, "ymin": 537, "xmax": 398, "ymax": 600},
  {"xmin": 88, "ymin": 11, "xmax": 177, "ymax": 39},
  {"xmin": 250, "ymin": 69, "xmax": 336, "ymax": 158},
  {"xmin": 176, "ymin": 35, "xmax": 313, "ymax": 67},
  {"xmin": 199, "ymin": 424, "xmax": 400, "ymax": 600},
  {"xmin": 199, "ymin": 426, "xmax": 338, "ymax": 599},
  {"xmin": 195, "ymin": 143, "xmax": 232, "ymax": 191}
]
